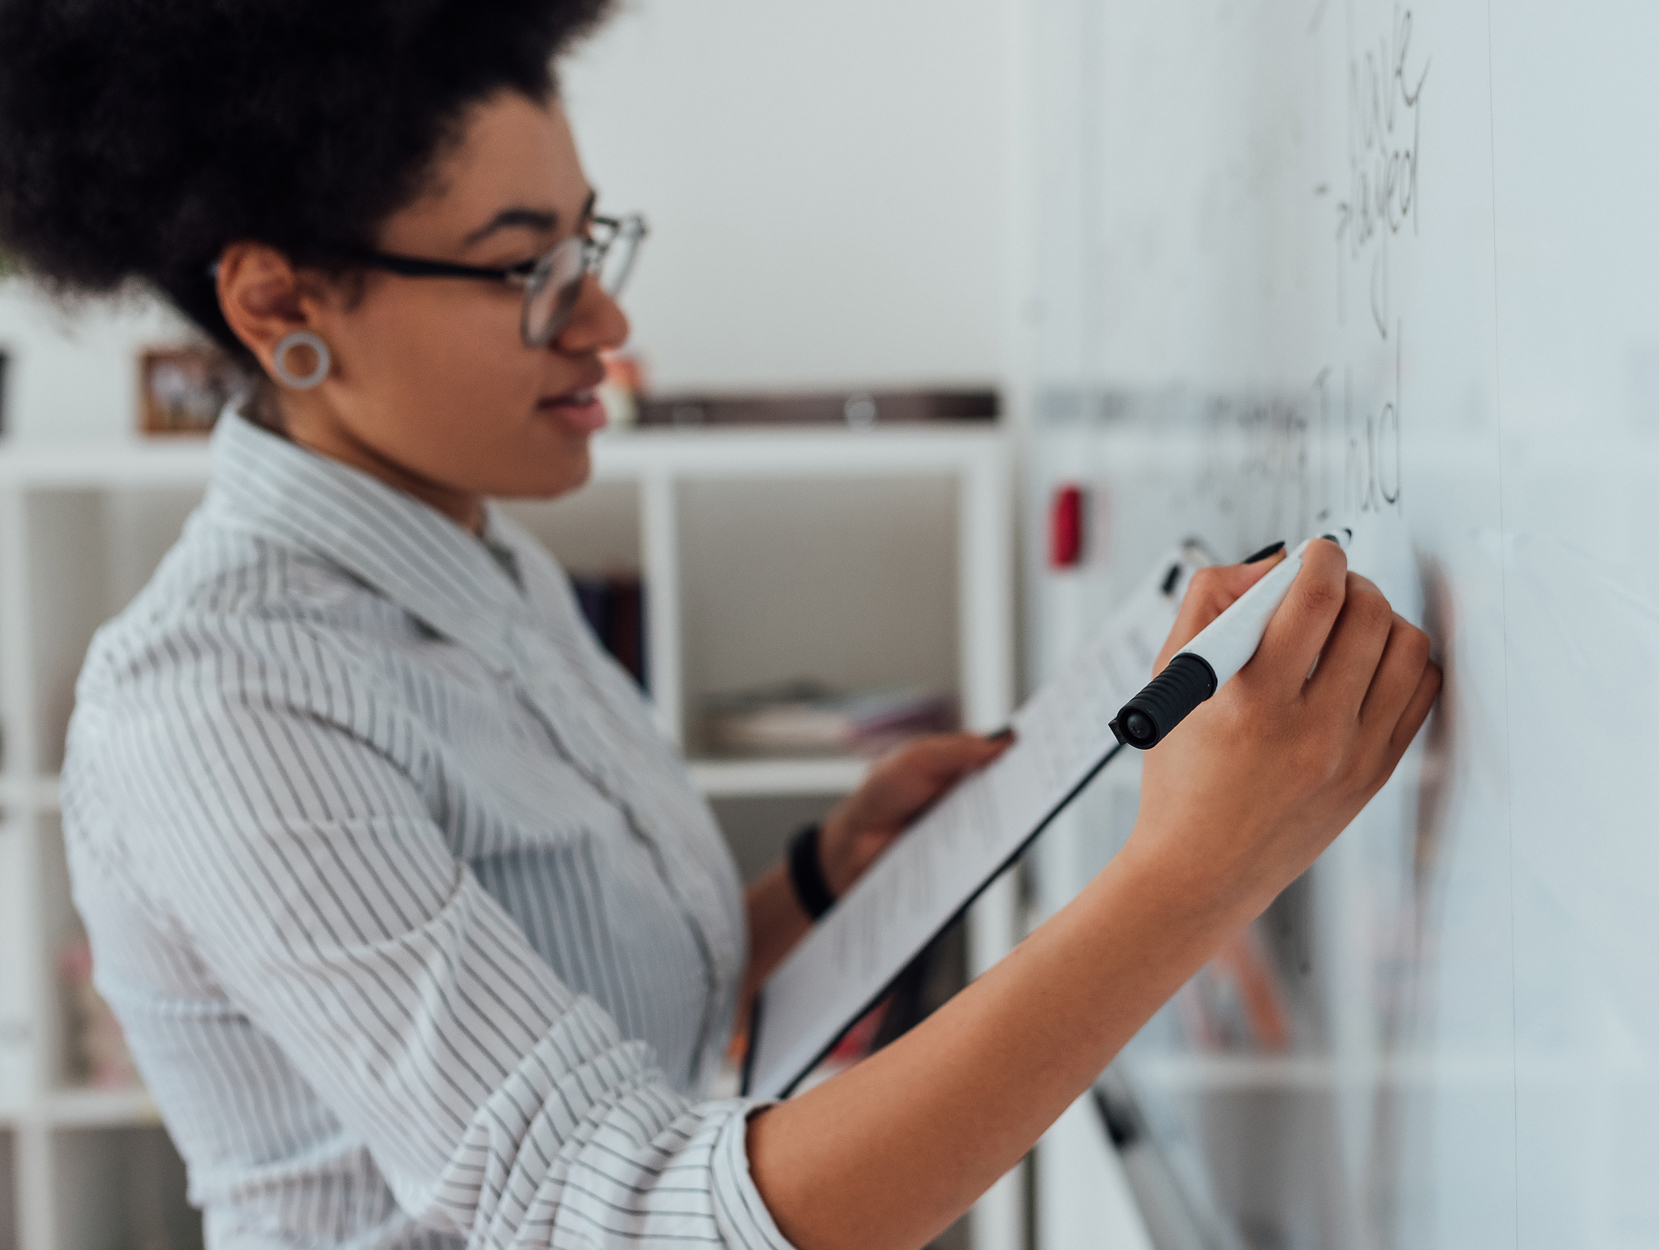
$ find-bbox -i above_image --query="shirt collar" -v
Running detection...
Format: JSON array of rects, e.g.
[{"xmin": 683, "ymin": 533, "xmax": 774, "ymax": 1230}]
[{"xmin": 207, "ymin": 407, "xmax": 530, "ymax": 672}]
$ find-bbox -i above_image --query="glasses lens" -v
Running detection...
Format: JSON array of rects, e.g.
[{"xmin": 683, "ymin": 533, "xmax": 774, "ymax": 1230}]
[
  {"xmin": 597, "ymin": 216, "xmax": 647, "ymax": 296},
  {"xmin": 521, "ymin": 238, "xmax": 587, "ymax": 346}
]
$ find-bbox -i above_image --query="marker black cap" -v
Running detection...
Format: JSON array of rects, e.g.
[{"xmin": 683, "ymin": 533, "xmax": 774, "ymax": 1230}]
[{"xmin": 1109, "ymin": 653, "xmax": 1217, "ymax": 749}]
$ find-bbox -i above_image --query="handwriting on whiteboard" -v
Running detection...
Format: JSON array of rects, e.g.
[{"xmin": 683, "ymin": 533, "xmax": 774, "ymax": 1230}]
[
  {"xmin": 1190, "ymin": 343, "xmax": 1405, "ymax": 548},
  {"xmin": 1335, "ymin": 5, "xmax": 1429, "ymax": 340}
]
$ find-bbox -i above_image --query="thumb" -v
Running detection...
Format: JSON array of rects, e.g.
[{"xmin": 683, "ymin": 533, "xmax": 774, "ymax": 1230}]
[
  {"xmin": 878, "ymin": 732, "xmax": 1011, "ymax": 794},
  {"xmin": 1156, "ymin": 544, "xmax": 1288, "ymax": 670},
  {"xmin": 905, "ymin": 731, "xmax": 1013, "ymax": 781},
  {"xmin": 846, "ymin": 731, "xmax": 1012, "ymax": 837}
]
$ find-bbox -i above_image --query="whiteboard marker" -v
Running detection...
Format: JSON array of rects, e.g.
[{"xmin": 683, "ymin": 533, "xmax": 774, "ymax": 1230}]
[{"xmin": 1109, "ymin": 528, "xmax": 1354, "ymax": 749}]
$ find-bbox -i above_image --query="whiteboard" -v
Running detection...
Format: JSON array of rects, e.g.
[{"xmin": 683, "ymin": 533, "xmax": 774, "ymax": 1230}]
[{"xmin": 1024, "ymin": 1, "xmax": 1659, "ymax": 1247}]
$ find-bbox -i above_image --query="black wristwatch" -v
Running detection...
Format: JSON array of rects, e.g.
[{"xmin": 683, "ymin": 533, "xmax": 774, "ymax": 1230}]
[{"xmin": 787, "ymin": 822, "xmax": 836, "ymax": 920}]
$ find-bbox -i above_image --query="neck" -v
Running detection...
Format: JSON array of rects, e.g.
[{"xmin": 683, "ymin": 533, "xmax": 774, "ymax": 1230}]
[{"xmin": 268, "ymin": 391, "xmax": 487, "ymax": 537}]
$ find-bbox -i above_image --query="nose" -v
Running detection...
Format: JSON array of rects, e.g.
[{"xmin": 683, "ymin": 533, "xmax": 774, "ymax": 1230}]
[{"xmin": 552, "ymin": 273, "xmax": 630, "ymax": 355}]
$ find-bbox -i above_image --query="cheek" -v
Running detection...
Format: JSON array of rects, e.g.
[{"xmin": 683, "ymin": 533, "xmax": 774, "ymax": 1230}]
[
  {"xmin": 351, "ymin": 289, "xmax": 536, "ymax": 418},
  {"xmin": 320, "ymin": 284, "xmax": 595, "ymax": 497}
]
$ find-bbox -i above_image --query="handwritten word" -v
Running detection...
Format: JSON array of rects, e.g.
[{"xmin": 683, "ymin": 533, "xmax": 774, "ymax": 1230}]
[
  {"xmin": 1339, "ymin": 329, "xmax": 1405, "ymax": 514},
  {"xmin": 1189, "ymin": 346, "xmax": 1403, "ymax": 548},
  {"xmin": 1335, "ymin": 5, "xmax": 1429, "ymax": 340},
  {"xmin": 1196, "ymin": 385, "xmax": 1332, "ymax": 547}
]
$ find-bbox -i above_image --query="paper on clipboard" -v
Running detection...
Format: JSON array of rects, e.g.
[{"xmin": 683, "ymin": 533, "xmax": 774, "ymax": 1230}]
[{"xmin": 743, "ymin": 546, "xmax": 1206, "ymax": 1100}]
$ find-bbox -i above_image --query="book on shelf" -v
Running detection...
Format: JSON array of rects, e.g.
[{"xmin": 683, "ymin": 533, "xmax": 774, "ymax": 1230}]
[
  {"xmin": 701, "ymin": 681, "xmax": 956, "ymax": 758},
  {"xmin": 571, "ymin": 573, "xmax": 647, "ymax": 691}
]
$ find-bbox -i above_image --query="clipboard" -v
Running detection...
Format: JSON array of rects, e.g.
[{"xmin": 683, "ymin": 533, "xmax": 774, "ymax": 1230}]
[{"xmin": 742, "ymin": 545, "xmax": 1208, "ymax": 1100}]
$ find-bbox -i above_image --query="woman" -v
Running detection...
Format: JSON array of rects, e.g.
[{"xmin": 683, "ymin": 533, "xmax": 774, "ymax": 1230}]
[{"xmin": 0, "ymin": 3, "xmax": 1440, "ymax": 1249}]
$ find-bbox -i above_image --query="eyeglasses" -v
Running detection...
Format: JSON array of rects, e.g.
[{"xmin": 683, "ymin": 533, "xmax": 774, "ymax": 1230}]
[{"xmin": 345, "ymin": 213, "xmax": 647, "ymax": 347}]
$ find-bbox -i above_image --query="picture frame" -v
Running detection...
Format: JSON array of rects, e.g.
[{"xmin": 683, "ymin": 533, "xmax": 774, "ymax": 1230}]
[{"xmin": 138, "ymin": 344, "xmax": 244, "ymax": 436}]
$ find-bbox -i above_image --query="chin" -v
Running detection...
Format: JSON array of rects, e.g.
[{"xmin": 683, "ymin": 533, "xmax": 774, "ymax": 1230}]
[
  {"xmin": 500, "ymin": 441, "xmax": 592, "ymax": 501},
  {"xmin": 554, "ymin": 446, "xmax": 594, "ymax": 495}
]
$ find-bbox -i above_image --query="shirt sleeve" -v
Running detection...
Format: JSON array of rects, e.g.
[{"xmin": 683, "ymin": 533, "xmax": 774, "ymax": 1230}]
[{"xmin": 69, "ymin": 624, "xmax": 800, "ymax": 1250}]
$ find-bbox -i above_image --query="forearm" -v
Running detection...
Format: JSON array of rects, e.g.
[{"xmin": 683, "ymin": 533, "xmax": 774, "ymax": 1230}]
[
  {"xmin": 741, "ymin": 861, "xmax": 814, "ymax": 1012},
  {"xmin": 747, "ymin": 834, "xmax": 1245, "ymax": 1250}
]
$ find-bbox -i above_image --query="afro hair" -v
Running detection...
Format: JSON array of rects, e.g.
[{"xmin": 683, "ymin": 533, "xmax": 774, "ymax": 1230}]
[{"xmin": 0, "ymin": 0, "xmax": 613, "ymax": 358}]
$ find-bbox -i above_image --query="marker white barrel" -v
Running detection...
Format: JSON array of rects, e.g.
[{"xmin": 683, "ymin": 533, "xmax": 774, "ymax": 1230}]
[{"xmin": 1109, "ymin": 528, "xmax": 1353, "ymax": 750}]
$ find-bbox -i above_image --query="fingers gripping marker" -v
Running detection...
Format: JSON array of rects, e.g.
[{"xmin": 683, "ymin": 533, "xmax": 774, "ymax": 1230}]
[
  {"xmin": 1111, "ymin": 527, "xmax": 1355, "ymax": 751},
  {"xmin": 1110, "ymin": 653, "xmax": 1217, "ymax": 749}
]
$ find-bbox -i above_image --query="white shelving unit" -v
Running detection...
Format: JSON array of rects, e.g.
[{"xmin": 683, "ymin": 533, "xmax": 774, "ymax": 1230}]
[{"xmin": 0, "ymin": 423, "xmax": 1016, "ymax": 1250}]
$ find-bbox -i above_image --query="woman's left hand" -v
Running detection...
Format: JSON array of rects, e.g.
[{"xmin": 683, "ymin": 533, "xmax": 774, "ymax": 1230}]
[{"xmin": 817, "ymin": 731, "xmax": 1015, "ymax": 897}]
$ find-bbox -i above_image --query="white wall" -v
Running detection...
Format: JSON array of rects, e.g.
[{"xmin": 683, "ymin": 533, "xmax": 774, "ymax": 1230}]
[
  {"xmin": 560, "ymin": 0, "xmax": 1019, "ymax": 394},
  {"xmin": 0, "ymin": 0, "xmax": 1019, "ymax": 445},
  {"xmin": 0, "ymin": 284, "xmax": 189, "ymax": 446}
]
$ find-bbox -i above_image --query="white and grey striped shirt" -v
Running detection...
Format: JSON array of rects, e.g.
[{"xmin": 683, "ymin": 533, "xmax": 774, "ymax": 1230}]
[{"xmin": 62, "ymin": 410, "xmax": 795, "ymax": 1250}]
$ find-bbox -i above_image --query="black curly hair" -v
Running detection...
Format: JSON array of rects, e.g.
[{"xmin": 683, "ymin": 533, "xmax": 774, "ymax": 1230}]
[{"xmin": 0, "ymin": 0, "xmax": 613, "ymax": 361}]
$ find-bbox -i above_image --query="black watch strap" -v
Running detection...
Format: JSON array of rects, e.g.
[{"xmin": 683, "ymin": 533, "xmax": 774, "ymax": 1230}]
[{"xmin": 787, "ymin": 822, "xmax": 836, "ymax": 920}]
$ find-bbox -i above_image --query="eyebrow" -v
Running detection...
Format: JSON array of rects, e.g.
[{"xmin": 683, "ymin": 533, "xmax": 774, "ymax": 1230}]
[{"xmin": 463, "ymin": 189, "xmax": 598, "ymax": 248}]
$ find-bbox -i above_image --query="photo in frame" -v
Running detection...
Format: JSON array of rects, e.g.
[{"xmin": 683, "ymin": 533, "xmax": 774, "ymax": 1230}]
[{"xmin": 138, "ymin": 344, "xmax": 244, "ymax": 436}]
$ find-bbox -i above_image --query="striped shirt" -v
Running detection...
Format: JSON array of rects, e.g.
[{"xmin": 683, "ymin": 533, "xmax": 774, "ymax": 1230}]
[{"xmin": 62, "ymin": 409, "xmax": 795, "ymax": 1250}]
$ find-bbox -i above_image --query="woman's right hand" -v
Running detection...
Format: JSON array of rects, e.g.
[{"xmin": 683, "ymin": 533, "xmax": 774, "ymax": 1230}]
[
  {"xmin": 749, "ymin": 541, "xmax": 1441, "ymax": 1250},
  {"xmin": 1125, "ymin": 539, "xmax": 1442, "ymax": 927}
]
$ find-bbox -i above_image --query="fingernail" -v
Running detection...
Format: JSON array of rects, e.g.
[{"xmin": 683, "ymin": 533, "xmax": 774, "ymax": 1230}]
[
  {"xmin": 986, "ymin": 726, "xmax": 1015, "ymax": 743},
  {"xmin": 1244, "ymin": 540, "xmax": 1286, "ymax": 564}
]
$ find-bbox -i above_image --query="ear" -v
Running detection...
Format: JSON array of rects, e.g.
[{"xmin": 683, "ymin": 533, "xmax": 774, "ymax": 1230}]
[{"xmin": 214, "ymin": 242, "xmax": 324, "ymax": 383}]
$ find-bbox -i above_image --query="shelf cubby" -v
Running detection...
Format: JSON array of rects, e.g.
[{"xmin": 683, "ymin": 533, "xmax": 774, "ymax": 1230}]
[
  {"xmin": 707, "ymin": 792, "xmax": 847, "ymax": 885},
  {"xmin": 0, "ymin": 1128, "xmax": 14, "ymax": 1250},
  {"xmin": 676, "ymin": 474, "xmax": 962, "ymax": 755},
  {"xmin": 1, "ymin": 478, "xmax": 15, "ymax": 783},
  {"xmin": 34, "ymin": 815, "xmax": 80, "ymax": 1095},
  {"xmin": 496, "ymin": 477, "xmax": 643, "ymax": 577},
  {"xmin": 51, "ymin": 1125, "xmax": 201, "ymax": 1250},
  {"xmin": 24, "ymin": 485, "xmax": 203, "ymax": 774},
  {"xmin": 0, "ymin": 818, "xmax": 32, "ymax": 1114}
]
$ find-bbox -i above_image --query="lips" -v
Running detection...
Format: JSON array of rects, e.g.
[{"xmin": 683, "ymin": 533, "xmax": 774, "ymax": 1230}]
[
  {"xmin": 541, "ymin": 386, "xmax": 597, "ymax": 408},
  {"xmin": 537, "ymin": 376, "xmax": 609, "ymax": 434}
]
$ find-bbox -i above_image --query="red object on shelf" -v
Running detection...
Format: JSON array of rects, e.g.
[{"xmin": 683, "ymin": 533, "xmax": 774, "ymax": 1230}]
[{"xmin": 1049, "ymin": 484, "xmax": 1086, "ymax": 568}]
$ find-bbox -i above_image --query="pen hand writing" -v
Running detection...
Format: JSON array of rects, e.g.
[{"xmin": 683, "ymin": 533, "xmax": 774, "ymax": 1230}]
[{"xmin": 1131, "ymin": 541, "xmax": 1441, "ymax": 926}]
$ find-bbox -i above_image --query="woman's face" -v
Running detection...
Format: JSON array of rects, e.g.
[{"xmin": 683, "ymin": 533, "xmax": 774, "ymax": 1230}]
[{"xmin": 225, "ymin": 91, "xmax": 629, "ymax": 528}]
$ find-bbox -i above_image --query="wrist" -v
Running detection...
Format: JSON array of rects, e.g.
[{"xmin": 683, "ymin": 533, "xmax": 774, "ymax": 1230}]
[{"xmin": 1111, "ymin": 820, "xmax": 1258, "ymax": 935}]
